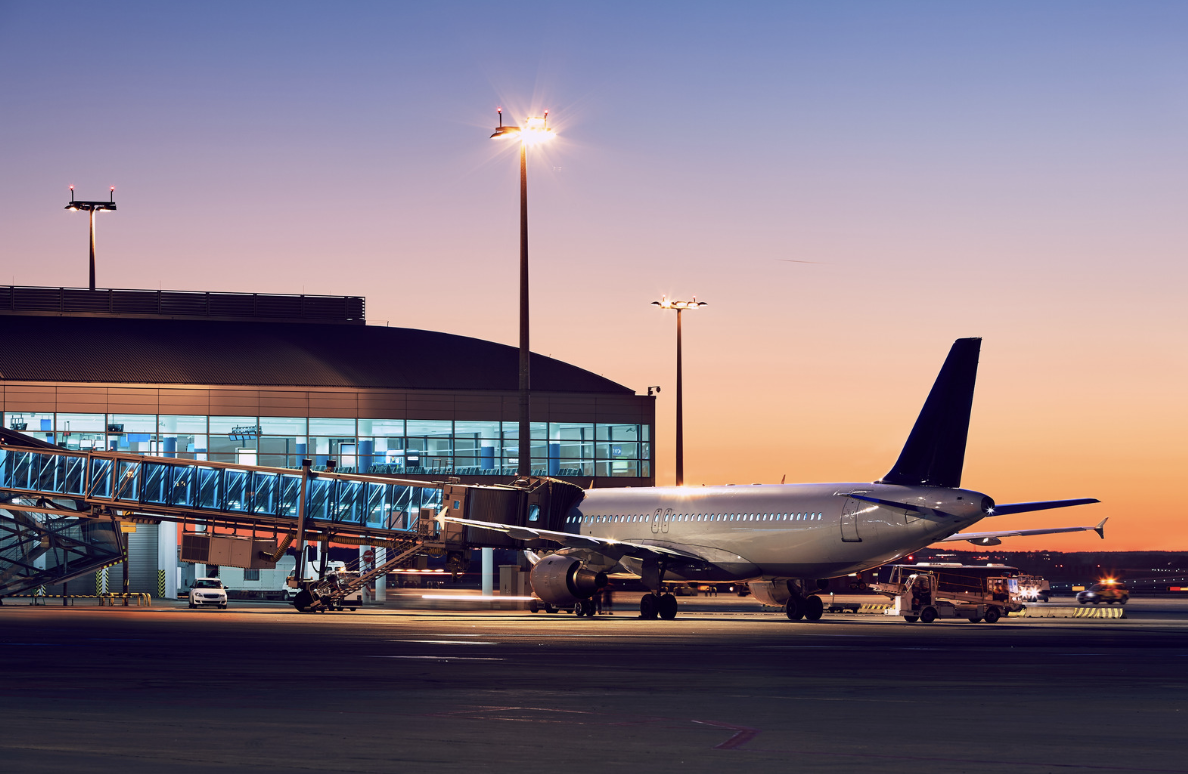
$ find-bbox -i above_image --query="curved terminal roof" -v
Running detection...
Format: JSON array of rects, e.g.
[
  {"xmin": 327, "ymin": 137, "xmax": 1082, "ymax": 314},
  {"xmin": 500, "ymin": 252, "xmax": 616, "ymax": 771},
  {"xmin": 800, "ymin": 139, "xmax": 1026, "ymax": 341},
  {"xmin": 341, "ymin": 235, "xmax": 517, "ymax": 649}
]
[{"xmin": 0, "ymin": 315, "xmax": 633, "ymax": 394}]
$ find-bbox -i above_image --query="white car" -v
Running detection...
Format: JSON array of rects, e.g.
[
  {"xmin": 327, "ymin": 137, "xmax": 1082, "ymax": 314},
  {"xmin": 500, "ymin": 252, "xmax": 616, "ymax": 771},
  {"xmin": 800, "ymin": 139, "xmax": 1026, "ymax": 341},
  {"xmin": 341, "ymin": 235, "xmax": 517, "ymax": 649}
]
[{"xmin": 189, "ymin": 578, "xmax": 228, "ymax": 609}]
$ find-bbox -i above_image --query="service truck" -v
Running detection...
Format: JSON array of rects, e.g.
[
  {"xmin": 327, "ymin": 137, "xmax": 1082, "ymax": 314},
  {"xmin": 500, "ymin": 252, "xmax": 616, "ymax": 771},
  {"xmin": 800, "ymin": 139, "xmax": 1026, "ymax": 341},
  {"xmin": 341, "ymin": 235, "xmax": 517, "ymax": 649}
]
[{"xmin": 872, "ymin": 564, "xmax": 1023, "ymax": 624}]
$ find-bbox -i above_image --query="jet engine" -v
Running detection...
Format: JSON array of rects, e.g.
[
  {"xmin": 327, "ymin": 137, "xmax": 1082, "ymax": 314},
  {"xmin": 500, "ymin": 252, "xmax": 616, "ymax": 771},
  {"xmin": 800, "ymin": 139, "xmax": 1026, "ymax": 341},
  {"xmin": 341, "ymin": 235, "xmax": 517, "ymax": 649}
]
[
  {"xmin": 749, "ymin": 580, "xmax": 793, "ymax": 607},
  {"xmin": 529, "ymin": 554, "xmax": 607, "ymax": 607}
]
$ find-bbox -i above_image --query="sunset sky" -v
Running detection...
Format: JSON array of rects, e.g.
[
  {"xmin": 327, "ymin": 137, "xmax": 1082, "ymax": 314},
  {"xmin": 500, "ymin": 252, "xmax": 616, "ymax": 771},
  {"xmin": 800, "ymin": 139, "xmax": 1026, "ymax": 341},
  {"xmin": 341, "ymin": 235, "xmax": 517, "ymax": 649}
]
[{"xmin": 1, "ymin": 3, "xmax": 1185, "ymax": 550}]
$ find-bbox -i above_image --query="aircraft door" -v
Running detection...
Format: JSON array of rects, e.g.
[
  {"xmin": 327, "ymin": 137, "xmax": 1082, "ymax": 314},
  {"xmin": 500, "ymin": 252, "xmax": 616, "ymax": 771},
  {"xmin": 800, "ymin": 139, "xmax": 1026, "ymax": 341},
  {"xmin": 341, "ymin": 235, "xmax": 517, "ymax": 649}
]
[
  {"xmin": 661, "ymin": 508, "xmax": 672, "ymax": 533},
  {"xmin": 651, "ymin": 508, "xmax": 662, "ymax": 533},
  {"xmin": 840, "ymin": 498, "xmax": 862, "ymax": 542}
]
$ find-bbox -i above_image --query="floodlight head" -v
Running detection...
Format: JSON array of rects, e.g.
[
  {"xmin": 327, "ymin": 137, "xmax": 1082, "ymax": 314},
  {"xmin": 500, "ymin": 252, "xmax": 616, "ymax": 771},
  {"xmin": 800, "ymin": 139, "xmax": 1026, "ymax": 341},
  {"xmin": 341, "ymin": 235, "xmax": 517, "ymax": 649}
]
[
  {"xmin": 521, "ymin": 114, "xmax": 554, "ymax": 146},
  {"xmin": 652, "ymin": 296, "xmax": 707, "ymax": 311}
]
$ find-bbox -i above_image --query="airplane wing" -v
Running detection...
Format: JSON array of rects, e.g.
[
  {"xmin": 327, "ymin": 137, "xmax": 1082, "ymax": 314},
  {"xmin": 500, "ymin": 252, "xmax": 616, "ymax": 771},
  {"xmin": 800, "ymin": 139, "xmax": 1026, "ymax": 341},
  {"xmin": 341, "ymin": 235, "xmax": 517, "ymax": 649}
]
[
  {"xmin": 939, "ymin": 518, "xmax": 1107, "ymax": 546},
  {"xmin": 438, "ymin": 515, "xmax": 702, "ymax": 561}
]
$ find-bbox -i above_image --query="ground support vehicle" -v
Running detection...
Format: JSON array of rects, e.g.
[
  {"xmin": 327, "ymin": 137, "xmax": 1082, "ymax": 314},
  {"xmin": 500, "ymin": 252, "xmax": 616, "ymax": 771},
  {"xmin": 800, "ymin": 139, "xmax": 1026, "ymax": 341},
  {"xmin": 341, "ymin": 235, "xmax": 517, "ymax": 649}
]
[
  {"xmin": 872, "ymin": 564, "xmax": 1023, "ymax": 624},
  {"xmin": 1076, "ymin": 580, "xmax": 1129, "ymax": 605},
  {"xmin": 289, "ymin": 540, "xmax": 425, "ymax": 613},
  {"xmin": 1018, "ymin": 575, "xmax": 1051, "ymax": 603}
]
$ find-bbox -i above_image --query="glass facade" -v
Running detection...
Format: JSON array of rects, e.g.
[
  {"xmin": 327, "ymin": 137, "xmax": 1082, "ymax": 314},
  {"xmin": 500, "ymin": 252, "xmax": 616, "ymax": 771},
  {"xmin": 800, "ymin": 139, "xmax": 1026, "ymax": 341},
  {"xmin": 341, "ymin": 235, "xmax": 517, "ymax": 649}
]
[{"xmin": 2, "ymin": 412, "xmax": 651, "ymax": 478}]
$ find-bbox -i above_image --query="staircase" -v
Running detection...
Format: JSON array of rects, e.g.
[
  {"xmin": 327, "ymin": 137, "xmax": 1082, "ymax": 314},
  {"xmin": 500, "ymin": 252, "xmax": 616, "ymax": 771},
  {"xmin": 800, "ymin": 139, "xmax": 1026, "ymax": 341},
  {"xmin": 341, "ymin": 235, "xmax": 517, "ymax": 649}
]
[{"xmin": 0, "ymin": 498, "xmax": 126, "ymax": 596}]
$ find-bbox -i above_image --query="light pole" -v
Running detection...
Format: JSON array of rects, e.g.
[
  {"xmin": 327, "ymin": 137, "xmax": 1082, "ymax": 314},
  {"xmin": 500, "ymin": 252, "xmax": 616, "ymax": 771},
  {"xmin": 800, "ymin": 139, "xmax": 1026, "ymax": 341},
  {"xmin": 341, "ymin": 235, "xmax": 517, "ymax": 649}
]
[
  {"xmin": 491, "ymin": 108, "xmax": 554, "ymax": 476},
  {"xmin": 65, "ymin": 186, "xmax": 117, "ymax": 291},
  {"xmin": 651, "ymin": 297, "xmax": 707, "ymax": 486}
]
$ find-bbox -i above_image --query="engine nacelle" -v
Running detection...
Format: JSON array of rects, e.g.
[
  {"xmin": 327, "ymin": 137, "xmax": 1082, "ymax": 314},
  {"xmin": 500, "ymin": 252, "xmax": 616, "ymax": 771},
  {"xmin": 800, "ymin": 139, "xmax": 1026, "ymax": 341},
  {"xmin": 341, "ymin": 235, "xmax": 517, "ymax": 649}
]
[
  {"xmin": 749, "ymin": 580, "xmax": 794, "ymax": 607},
  {"xmin": 530, "ymin": 554, "xmax": 608, "ymax": 606}
]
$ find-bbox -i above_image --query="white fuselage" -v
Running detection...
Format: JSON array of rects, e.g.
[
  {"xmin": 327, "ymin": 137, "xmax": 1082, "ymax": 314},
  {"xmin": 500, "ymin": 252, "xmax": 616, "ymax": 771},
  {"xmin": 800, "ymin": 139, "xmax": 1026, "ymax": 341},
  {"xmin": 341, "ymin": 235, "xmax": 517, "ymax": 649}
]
[{"xmin": 568, "ymin": 483, "xmax": 988, "ymax": 582}]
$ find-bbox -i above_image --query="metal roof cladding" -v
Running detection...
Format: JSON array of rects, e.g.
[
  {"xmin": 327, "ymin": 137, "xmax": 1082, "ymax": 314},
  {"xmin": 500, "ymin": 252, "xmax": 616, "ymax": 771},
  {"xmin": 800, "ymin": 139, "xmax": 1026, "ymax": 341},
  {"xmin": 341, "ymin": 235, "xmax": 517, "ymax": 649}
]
[{"xmin": 0, "ymin": 315, "xmax": 633, "ymax": 393}]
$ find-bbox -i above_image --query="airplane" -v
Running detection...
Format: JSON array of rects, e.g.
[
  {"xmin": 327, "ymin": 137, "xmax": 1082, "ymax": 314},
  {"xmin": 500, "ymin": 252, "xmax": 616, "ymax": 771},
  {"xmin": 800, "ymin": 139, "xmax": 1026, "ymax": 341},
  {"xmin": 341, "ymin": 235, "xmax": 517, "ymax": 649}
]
[{"xmin": 442, "ymin": 338, "xmax": 1103, "ymax": 621}]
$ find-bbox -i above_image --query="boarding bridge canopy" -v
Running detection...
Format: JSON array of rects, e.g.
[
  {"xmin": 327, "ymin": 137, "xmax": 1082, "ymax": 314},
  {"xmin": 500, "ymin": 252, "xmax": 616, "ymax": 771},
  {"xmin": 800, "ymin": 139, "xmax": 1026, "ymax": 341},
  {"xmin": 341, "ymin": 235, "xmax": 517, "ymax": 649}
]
[{"xmin": 0, "ymin": 446, "xmax": 446, "ymax": 537}]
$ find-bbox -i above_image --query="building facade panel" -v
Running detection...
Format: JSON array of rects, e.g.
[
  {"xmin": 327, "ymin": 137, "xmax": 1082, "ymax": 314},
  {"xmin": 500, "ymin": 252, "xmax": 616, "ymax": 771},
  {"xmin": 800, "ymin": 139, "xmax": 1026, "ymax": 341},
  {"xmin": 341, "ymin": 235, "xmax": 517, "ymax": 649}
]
[
  {"xmin": 209, "ymin": 389, "xmax": 260, "ymax": 415},
  {"xmin": 54, "ymin": 386, "xmax": 109, "ymax": 413},
  {"xmin": 3, "ymin": 384, "xmax": 57, "ymax": 412},
  {"xmin": 307, "ymin": 392, "xmax": 357, "ymax": 417},
  {"xmin": 159, "ymin": 388, "xmax": 210, "ymax": 415},
  {"xmin": 405, "ymin": 394, "xmax": 454, "ymax": 420},
  {"xmin": 107, "ymin": 387, "xmax": 158, "ymax": 414},
  {"xmin": 259, "ymin": 391, "xmax": 310, "ymax": 415}
]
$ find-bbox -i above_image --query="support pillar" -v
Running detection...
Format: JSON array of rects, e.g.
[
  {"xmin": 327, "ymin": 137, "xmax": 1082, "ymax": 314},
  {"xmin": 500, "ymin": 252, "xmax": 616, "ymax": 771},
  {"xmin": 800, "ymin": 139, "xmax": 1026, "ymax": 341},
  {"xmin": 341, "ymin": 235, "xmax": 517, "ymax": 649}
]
[
  {"xmin": 374, "ymin": 547, "xmax": 386, "ymax": 603},
  {"xmin": 481, "ymin": 547, "xmax": 494, "ymax": 596},
  {"xmin": 157, "ymin": 520, "xmax": 178, "ymax": 599}
]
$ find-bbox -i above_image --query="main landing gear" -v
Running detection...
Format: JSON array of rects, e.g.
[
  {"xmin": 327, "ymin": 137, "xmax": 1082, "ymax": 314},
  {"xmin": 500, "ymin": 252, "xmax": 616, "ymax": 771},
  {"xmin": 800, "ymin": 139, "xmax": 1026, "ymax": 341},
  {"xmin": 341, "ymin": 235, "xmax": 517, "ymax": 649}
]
[
  {"xmin": 785, "ymin": 594, "xmax": 824, "ymax": 621},
  {"xmin": 574, "ymin": 598, "xmax": 597, "ymax": 617},
  {"xmin": 639, "ymin": 593, "xmax": 678, "ymax": 620}
]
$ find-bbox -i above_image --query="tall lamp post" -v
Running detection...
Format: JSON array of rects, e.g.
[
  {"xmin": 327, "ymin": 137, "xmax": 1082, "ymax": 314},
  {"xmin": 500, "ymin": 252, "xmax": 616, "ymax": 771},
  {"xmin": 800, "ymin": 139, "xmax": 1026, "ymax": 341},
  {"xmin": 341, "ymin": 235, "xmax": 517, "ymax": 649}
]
[
  {"xmin": 65, "ymin": 186, "xmax": 117, "ymax": 291},
  {"xmin": 651, "ymin": 297, "xmax": 707, "ymax": 486},
  {"xmin": 490, "ymin": 108, "xmax": 554, "ymax": 476}
]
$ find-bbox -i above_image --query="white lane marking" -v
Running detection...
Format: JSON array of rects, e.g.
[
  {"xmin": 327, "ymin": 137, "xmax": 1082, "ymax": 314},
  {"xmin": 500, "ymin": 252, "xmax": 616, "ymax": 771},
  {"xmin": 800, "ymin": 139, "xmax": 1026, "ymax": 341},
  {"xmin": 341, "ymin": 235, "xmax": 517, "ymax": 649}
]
[
  {"xmin": 388, "ymin": 640, "xmax": 497, "ymax": 645},
  {"xmin": 366, "ymin": 655, "xmax": 503, "ymax": 661}
]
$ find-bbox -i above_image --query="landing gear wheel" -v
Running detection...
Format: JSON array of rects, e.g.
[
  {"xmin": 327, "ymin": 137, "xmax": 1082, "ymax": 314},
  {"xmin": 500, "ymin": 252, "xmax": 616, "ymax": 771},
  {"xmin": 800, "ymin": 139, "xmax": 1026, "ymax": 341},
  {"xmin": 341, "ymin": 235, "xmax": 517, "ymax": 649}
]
[
  {"xmin": 529, "ymin": 600, "xmax": 539, "ymax": 614},
  {"xmin": 983, "ymin": 607, "xmax": 1001, "ymax": 624},
  {"xmin": 640, "ymin": 594, "xmax": 659, "ymax": 619},
  {"xmin": 919, "ymin": 606, "xmax": 938, "ymax": 623},
  {"xmin": 545, "ymin": 604, "xmax": 557, "ymax": 614},
  {"xmin": 903, "ymin": 615, "xmax": 919, "ymax": 623},
  {"xmin": 577, "ymin": 598, "xmax": 598, "ymax": 617},
  {"xmin": 658, "ymin": 593, "xmax": 678, "ymax": 620},
  {"xmin": 804, "ymin": 595, "xmax": 824, "ymax": 621},
  {"xmin": 293, "ymin": 590, "xmax": 313, "ymax": 612},
  {"xmin": 785, "ymin": 596, "xmax": 805, "ymax": 621}
]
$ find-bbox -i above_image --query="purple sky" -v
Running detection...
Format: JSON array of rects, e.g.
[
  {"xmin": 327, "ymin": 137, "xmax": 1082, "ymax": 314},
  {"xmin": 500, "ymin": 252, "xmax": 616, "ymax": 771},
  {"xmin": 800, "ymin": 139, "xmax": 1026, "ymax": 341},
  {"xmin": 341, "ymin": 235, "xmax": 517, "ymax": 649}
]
[{"xmin": 2, "ymin": 3, "xmax": 1186, "ymax": 548}]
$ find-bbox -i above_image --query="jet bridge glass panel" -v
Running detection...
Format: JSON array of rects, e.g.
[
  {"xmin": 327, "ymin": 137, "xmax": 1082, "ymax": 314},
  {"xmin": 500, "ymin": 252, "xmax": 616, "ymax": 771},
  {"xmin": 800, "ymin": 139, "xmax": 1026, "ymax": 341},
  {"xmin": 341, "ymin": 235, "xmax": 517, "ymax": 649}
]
[{"xmin": 0, "ymin": 447, "xmax": 440, "ymax": 540}]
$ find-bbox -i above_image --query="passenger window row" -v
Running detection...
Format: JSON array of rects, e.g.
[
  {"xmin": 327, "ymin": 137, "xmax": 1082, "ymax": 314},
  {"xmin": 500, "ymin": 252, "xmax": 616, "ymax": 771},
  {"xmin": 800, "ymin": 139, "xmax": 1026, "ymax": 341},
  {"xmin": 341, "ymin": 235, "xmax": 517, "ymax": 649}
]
[{"xmin": 567, "ymin": 512, "xmax": 823, "ymax": 525}]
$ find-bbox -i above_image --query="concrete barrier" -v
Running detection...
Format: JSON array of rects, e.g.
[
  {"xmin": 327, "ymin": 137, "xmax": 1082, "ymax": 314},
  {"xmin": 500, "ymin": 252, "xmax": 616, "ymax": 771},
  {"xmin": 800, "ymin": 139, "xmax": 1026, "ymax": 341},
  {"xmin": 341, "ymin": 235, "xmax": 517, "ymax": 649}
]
[{"xmin": 1022, "ymin": 605, "xmax": 1126, "ymax": 619}]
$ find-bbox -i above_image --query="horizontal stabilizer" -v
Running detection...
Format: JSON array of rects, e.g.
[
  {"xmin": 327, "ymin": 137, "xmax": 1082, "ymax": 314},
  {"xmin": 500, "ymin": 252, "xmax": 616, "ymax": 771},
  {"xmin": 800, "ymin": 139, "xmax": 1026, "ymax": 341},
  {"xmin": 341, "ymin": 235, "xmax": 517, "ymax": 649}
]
[
  {"xmin": 939, "ymin": 518, "xmax": 1107, "ymax": 545},
  {"xmin": 989, "ymin": 498, "xmax": 1100, "ymax": 516}
]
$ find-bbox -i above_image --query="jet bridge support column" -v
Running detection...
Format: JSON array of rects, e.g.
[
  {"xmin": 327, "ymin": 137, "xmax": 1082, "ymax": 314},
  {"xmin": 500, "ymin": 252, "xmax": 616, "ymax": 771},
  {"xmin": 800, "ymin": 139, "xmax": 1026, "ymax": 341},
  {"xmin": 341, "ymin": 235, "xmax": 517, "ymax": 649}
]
[
  {"xmin": 481, "ymin": 547, "xmax": 493, "ymax": 596},
  {"xmin": 374, "ymin": 546, "xmax": 386, "ymax": 603},
  {"xmin": 157, "ymin": 520, "xmax": 178, "ymax": 599},
  {"xmin": 293, "ymin": 460, "xmax": 311, "ymax": 585}
]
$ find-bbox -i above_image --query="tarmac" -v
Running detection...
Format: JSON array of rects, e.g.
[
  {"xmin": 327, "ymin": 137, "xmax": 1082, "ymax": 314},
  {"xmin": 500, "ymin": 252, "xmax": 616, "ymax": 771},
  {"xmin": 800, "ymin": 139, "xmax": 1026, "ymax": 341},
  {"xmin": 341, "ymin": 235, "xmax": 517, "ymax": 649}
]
[{"xmin": 1, "ymin": 594, "xmax": 1185, "ymax": 774}]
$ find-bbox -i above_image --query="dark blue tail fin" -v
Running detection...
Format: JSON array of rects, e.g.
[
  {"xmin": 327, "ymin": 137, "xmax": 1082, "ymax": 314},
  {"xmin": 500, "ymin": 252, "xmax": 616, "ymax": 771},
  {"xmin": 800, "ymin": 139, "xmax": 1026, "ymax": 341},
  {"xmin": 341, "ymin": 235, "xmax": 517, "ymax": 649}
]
[{"xmin": 880, "ymin": 338, "xmax": 981, "ymax": 488}]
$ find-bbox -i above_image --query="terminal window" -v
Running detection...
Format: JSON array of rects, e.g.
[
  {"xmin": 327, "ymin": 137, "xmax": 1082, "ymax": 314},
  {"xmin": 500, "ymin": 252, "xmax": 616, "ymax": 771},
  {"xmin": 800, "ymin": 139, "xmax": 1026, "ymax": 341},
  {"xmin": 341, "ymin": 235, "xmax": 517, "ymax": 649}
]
[{"xmin": 3, "ymin": 412, "xmax": 651, "ymax": 478}]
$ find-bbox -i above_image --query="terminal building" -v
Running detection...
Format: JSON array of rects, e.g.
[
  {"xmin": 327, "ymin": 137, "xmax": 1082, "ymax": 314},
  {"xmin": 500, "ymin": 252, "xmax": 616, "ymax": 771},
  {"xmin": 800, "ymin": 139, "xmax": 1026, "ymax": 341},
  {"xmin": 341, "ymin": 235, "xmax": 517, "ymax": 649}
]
[{"xmin": 0, "ymin": 285, "xmax": 655, "ymax": 597}]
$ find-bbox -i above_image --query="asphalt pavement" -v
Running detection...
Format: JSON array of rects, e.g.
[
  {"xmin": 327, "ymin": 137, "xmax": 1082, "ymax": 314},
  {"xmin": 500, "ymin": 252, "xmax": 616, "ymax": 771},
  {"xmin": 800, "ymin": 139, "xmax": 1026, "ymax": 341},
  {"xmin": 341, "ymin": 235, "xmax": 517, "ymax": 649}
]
[{"xmin": 1, "ymin": 596, "xmax": 1185, "ymax": 774}]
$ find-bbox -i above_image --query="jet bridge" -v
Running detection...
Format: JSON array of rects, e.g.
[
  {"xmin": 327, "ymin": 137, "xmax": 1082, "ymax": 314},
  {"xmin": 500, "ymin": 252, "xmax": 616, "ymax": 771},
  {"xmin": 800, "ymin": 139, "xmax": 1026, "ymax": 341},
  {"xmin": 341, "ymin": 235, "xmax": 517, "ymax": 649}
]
[{"xmin": 0, "ymin": 439, "xmax": 583, "ymax": 600}]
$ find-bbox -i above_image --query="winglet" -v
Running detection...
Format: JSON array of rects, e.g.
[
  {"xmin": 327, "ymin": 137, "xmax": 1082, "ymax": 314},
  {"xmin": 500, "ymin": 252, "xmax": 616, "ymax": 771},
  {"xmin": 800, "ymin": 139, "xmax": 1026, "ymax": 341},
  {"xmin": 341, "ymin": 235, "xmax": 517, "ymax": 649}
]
[{"xmin": 1095, "ymin": 517, "xmax": 1108, "ymax": 539}]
